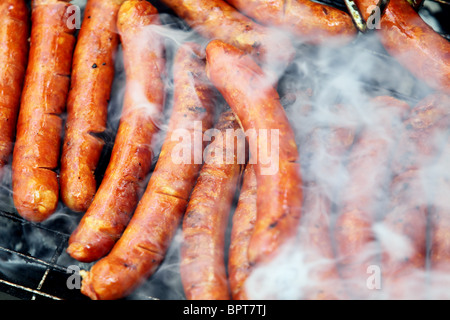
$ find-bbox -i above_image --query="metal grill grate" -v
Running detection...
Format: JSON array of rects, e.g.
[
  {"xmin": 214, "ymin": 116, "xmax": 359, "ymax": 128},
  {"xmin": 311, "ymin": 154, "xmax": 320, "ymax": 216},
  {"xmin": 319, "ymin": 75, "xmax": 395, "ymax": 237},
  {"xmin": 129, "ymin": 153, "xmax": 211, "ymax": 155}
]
[{"xmin": 0, "ymin": 0, "xmax": 449, "ymax": 300}]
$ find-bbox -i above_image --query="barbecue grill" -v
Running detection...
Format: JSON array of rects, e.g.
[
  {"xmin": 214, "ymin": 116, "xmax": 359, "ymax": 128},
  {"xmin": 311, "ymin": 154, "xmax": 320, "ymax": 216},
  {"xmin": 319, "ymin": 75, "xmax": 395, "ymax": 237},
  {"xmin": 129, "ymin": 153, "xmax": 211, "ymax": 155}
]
[{"xmin": 0, "ymin": 0, "xmax": 448, "ymax": 300}]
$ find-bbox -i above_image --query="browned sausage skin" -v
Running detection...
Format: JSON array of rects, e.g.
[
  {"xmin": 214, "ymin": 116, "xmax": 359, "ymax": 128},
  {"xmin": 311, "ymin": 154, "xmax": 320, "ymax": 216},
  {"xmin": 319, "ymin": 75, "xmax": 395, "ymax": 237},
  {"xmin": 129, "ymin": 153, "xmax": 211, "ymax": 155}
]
[
  {"xmin": 80, "ymin": 41, "xmax": 216, "ymax": 300},
  {"xmin": 228, "ymin": 164, "xmax": 256, "ymax": 300},
  {"xmin": 332, "ymin": 96, "xmax": 410, "ymax": 298},
  {"xmin": 0, "ymin": 0, "xmax": 29, "ymax": 179},
  {"xmin": 67, "ymin": 0, "xmax": 165, "ymax": 263},
  {"xmin": 205, "ymin": 40, "xmax": 303, "ymax": 266},
  {"xmin": 12, "ymin": 0, "xmax": 76, "ymax": 222},
  {"xmin": 226, "ymin": 0, "xmax": 356, "ymax": 46},
  {"xmin": 298, "ymin": 112, "xmax": 357, "ymax": 300},
  {"xmin": 377, "ymin": 94, "xmax": 450, "ymax": 299},
  {"xmin": 180, "ymin": 110, "xmax": 244, "ymax": 300},
  {"xmin": 158, "ymin": 0, "xmax": 295, "ymax": 76},
  {"xmin": 354, "ymin": 0, "xmax": 450, "ymax": 94},
  {"xmin": 60, "ymin": 0, "xmax": 125, "ymax": 213}
]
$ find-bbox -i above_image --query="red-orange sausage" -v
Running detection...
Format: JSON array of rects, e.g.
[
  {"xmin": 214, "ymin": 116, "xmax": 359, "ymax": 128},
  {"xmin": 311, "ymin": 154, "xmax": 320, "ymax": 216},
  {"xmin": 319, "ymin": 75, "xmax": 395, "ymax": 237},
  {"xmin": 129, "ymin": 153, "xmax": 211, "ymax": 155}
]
[
  {"xmin": 226, "ymin": 0, "xmax": 356, "ymax": 46},
  {"xmin": 60, "ymin": 0, "xmax": 125, "ymax": 213},
  {"xmin": 332, "ymin": 96, "xmax": 410, "ymax": 299},
  {"xmin": 228, "ymin": 164, "xmax": 256, "ymax": 300},
  {"xmin": 80, "ymin": 42, "xmax": 216, "ymax": 300},
  {"xmin": 12, "ymin": 0, "xmax": 76, "ymax": 222},
  {"xmin": 158, "ymin": 0, "xmax": 295, "ymax": 74},
  {"xmin": 354, "ymin": 0, "xmax": 450, "ymax": 94},
  {"xmin": 298, "ymin": 117, "xmax": 357, "ymax": 300},
  {"xmin": 180, "ymin": 110, "xmax": 244, "ymax": 300},
  {"xmin": 67, "ymin": 0, "xmax": 165, "ymax": 263},
  {"xmin": 0, "ymin": 0, "xmax": 29, "ymax": 179},
  {"xmin": 205, "ymin": 40, "xmax": 303, "ymax": 266},
  {"xmin": 379, "ymin": 94, "xmax": 450, "ymax": 299},
  {"xmin": 418, "ymin": 94, "xmax": 450, "ymax": 298}
]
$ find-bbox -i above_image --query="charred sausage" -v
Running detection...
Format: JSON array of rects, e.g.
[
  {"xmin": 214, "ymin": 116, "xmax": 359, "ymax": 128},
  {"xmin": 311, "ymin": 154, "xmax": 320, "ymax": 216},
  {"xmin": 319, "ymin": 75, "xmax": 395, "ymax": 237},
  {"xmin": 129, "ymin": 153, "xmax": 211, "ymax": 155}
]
[
  {"xmin": 225, "ymin": 0, "xmax": 356, "ymax": 46},
  {"xmin": 12, "ymin": 0, "xmax": 76, "ymax": 222},
  {"xmin": 0, "ymin": 0, "xmax": 29, "ymax": 179},
  {"xmin": 228, "ymin": 164, "xmax": 257, "ymax": 300},
  {"xmin": 354, "ymin": 0, "xmax": 450, "ymax": 94},
  {"xmin": 80, "ymin": 42, "xmax": 216, "ymax": 300},
  {"xmin": 332, "ymin": 96, "xmax": 410, "ymax": 299},
  {"xmin": 67, "ymin": 0, "xmax": 166, "ymax": 262},
  {"xmin": 180, "ymin": 110, "xmax": 244, "ymax": 300},
  {"xmin": 158, "ymin": 0, "xmax": 295, "ymax": 77},
  {"xmin": 60, "ymin": 0, "xmax": 125, "ymax": 213},
  {"xmin": 205, "ymin": 39, "xmax": 303, "ymax": 266}
]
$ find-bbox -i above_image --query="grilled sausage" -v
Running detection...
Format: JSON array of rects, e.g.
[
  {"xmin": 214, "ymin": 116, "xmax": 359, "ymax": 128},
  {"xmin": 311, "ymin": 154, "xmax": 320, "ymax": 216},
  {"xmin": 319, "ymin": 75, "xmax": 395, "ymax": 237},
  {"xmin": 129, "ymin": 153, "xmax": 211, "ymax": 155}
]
[
  {"xmin": 225, "ymin": 0, "xmax": 356, "ymax": 46},
  {"xmin": 158, "ymin": 0, "xmax": 295, "ymax": 77},
  {"xmin": 414, "ymin": 94, "xmax": 450, "ymax": 298},
  {"xmin": 60, "ymin": 0, "xmax": 125, "ymax": 213},
  {"xmin": 67, "ymin": 0, "xmax": 165, "ymax": 262},
  {"xmin": 205, "ymin": 40, "xmax": 303, "ymax": 266},
  {"xmin": 379, "ymin": 94, "xmax": 450, "ymax": 299},
  {"xmin": 354, "ymin": 0, "xmax": 450, "ymax": 94},
  {"xmin": 181, "ymin": 110, "xmax": 244, "ymax": 300},
  {"xmin": 228, "ymin": 164, "xmax": 256, "ymax": 300},
  {"xmin": 298, "ymin": 114, "xmax": 357, "ymax": 300},
  {"xmin": 332, "ymin": 96, "xmax": 410, "ymax": 299},
  {"xmin": 0, "ymin": 0, "xmax": 29, "ymax": 179},
  {"xmin": 80, "ymin": 42, "xmax": 216, "ymax": 300},
  {"xmin": 12, "ymin": 0, "xmax": 76, "ymax": 222}
]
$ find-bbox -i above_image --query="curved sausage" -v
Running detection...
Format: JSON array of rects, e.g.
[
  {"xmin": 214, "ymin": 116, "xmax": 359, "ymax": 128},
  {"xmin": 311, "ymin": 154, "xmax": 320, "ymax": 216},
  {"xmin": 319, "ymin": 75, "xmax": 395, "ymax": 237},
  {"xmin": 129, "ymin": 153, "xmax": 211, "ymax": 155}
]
[
  {"xmin": 67, "ymin": 0, "xmax": 165, "ymax": 262},
  {"xmin": 226, "ymin": 0, "xmax": 356, "ymax": 46},
  {"xmin": 332, "ymin": 96, "xmax": 410, "ymax": 299},
  {"xmin": 354, "ymin": 0, "xmax": 450, "ymax": 94},
  {"xmin": 298, "ymin": 113, "xmax": 357, "ymax": 300},
  {"xmin": 12, "ymin": 0, "xmax": 76, "ymax": 222},
  {"xmin": 228, "ymin": 164, "xmax": 256, "ymax": 300},
  {"xmin": 205, "ymin": 39, "xmax": 303, "ymax": 266},
  {"xmin": 60, "ymin": 0, "xmax": 125, "ymax": 213},
  {"xmin": 181, "ymin": 110, "xmax": 244, "ymax": 300},
  {"xmin": 158, "ymin": 0, "xmax": 295, "ymax": 76},
  {"xmin": 80, "ymin": 42, "xmax": 216, "ymax": 300},
  {"xmin": 0, "ymin": 0, "xmax": 29, "ymax": 179}
]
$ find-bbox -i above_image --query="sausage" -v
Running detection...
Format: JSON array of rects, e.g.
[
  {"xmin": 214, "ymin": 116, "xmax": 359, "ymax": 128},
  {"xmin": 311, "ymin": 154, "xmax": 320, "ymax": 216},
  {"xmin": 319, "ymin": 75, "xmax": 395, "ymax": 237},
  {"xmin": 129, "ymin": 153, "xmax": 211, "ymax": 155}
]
[
  {"xmin": 80, "ymin": 42, "xmax": 216, "ymax": 300},
  {"xmin": 158, "ymin": 0, "xmax": 295, "ymax": 76},
  {"xmin": 180, "ymin": 110, "xmax": 244, "ymax": 300},
  {"xmin": 0, "ymin": 0, "xmax": 29, "ymax": 179},
  {"xmin": 67, "ymin": 0, "xmax": 165, "ymax": 262},
  {"xmin": 12, "ymin": 0, "xmax": 76, "ymax": 222},
  {"xmin": 228, "ymin": 164, "xmax": 256, "ymax": 300},
  {"xmin": 332, "ymin": 96, "xmax": 410, "ymax": 299},
  {"xmin": 298, "ymin": 113, "xmax": 357, "ymax": 300},
  {"xmin": 411, "ymin": 94, "xmax": 450, "ymax": 298},
  {"xmin": 378, "ymin": 169, "xmax": 428, "ymax": 299},
  {"xmin": 60, "ymin": 0, "xmax": 125, "ymax": 213},
  {"xmin": 225, "ymin": 0, "xmax": 356, "ymax": 46},
  {"xmin": 378, "ymin": 94, "xmax": 450, "ymax": 299},
  {"xmin": 354, "ymin": 0, "xmax": 450, "ymax": 94},
  {"xmin": 205, "ymin": 40, "xmax": 303, "ymax": 266}
]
